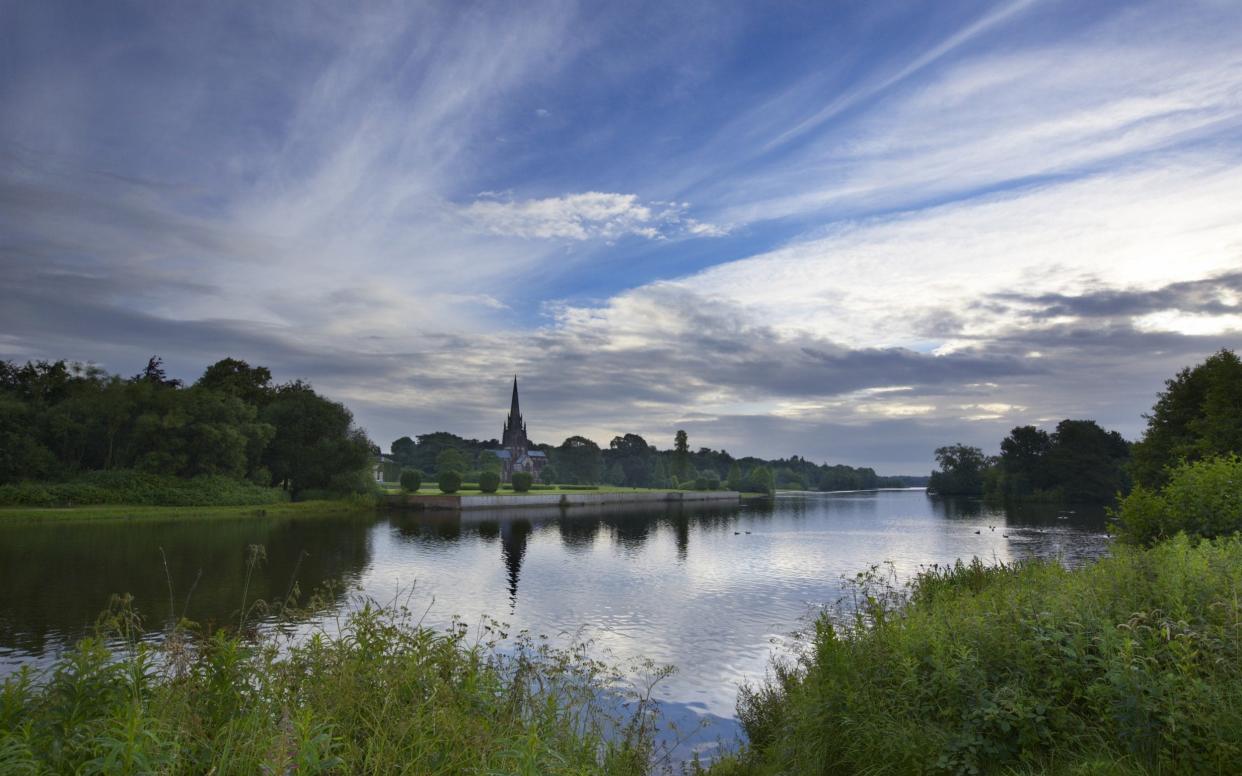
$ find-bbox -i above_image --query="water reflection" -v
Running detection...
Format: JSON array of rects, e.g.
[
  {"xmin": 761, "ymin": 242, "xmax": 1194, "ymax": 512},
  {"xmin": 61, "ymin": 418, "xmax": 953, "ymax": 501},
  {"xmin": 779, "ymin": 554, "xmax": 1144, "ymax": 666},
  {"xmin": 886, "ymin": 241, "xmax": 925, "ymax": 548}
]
[
  {"xmin": 0, "ymin": 513, "xmax": 373, "ymax": 664},
  {"xmin": 2, "ymin": 490, "xmax": 1112, "ymax": 760}
]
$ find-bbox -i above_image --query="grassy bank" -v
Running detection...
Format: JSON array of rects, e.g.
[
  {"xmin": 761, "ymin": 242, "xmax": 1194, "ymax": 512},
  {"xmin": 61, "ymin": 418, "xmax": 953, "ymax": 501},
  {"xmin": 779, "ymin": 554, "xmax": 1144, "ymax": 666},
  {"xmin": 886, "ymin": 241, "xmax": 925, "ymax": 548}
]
[
  {"xmin": 0, "ymin": 470, "xmax": 288, "ymax": 508},
  {"xmin": 708, "ymin": 535, "xmax": 1242, "ymax": 775},
  {"xmin": 384, "ymin": 485, "xmax": 721, "ymax": 496},
  {"xmin": 0, "ymin": 498, "xmax": 374, "ymax": 524},
  {"xmin": 0, "ymin": 596, "xmax": 658, "ymax": 775}
]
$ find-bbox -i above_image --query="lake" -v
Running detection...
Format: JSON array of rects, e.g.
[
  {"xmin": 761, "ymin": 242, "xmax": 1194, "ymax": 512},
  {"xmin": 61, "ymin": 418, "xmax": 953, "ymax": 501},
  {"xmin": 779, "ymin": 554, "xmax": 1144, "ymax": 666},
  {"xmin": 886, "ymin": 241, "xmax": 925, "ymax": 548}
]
[{"xmin": 0, "ymin": 489, "xmax": 1111, "ymax": 758}]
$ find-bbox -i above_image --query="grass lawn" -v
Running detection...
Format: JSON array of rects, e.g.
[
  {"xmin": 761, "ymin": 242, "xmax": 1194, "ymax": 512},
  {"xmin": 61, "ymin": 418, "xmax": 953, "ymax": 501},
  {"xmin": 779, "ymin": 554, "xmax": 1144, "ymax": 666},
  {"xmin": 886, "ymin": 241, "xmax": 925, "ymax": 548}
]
[
  {"xmin": 0, "ymin": 499, "xmax": 374, "ymax": 523},
  {"xmin": 381, "ymin": 485, "xmax": 728, "ymax": 496}
]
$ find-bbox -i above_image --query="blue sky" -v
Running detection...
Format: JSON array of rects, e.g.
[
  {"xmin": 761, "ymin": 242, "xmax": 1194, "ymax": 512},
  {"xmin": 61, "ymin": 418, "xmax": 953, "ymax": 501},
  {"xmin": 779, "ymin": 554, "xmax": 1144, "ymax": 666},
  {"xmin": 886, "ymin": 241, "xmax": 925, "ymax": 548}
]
[{"xmin": 4, "ymin": 0, "xmax": 1242, "ymax": 472}]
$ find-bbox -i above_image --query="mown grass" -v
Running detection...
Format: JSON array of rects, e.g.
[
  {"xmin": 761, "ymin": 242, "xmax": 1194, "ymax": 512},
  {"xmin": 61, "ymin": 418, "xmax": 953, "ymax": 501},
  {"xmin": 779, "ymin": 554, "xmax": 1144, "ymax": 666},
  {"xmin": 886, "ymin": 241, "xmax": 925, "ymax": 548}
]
[
  {"xmin": 709, "ymin": 535, "xmax": 1242, "ymax": 775},
  {"xmin": 384, "ymin": 485, "xmax": 720, "ymax": 497},
  {"xmin": 0, "ymin": 572, "xmax": 665, "ymax": 775}
]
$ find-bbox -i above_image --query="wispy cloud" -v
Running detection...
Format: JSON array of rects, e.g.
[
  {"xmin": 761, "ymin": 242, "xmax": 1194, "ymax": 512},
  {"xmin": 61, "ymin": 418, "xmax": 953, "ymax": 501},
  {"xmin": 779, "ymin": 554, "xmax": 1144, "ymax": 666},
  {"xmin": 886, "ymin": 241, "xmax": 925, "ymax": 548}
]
[{"xmin": 463, "ymin": 192, "xmax": 726, "ymax": 241}]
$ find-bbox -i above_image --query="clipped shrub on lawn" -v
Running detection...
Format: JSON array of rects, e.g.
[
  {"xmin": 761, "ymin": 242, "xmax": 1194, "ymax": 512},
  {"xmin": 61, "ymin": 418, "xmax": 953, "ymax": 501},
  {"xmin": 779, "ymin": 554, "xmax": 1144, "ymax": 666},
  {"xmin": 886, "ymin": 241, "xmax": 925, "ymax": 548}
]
[
  {"xmin": 1113, "ymin": 455, "xmax": 1242, "ymax": 545},
  {"xmin": 437, "ymin": 471, "xmax": 462, "ymax": 494},
  {"xmin": 511, "ymin": 472, "xmax": 533, "ymax": 492},
  {"xmin": 479, "ymin": 471, "xmax": 501, "ymax": 493},
  {"xmin": 399, "ymin": 469, "xmax": 421, "ymax": 493},
  {"xmin": 694, "ymin": 476, "xmax": 708, "ymax": 491}
]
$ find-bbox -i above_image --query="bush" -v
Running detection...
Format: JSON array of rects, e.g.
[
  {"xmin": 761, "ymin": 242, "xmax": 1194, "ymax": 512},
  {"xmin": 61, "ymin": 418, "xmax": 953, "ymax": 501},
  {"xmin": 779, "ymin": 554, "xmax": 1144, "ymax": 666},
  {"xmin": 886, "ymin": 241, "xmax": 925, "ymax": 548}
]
[
  {"xmin": 694, "ymin": 476, "xmax": 708, "ymax": 490},
  {"xmin": 437, "ymin": 471, "xmax": 462, "ymax": 494},
  {"xmin": 715, "ymin": 536, "xmax": 1242, "ymax": 774},
  {"xmin": 479, "ymin": 471, "xmax": 500, "ymax": 493},
  {"xmin": 539, "ymin": 464, "xmax": 559, "ymax": 485},
  {"xmin": 399, "ymin": 470, "xmax": 421, "ymax": 493},
  {"xmin": 511, "ymin": 472, "xmax": 533, "ymax": 492},
  {"xmin": 0, "ymin": 470, "xmax": 287, "ymax": 507},
  {"xmin": 1113, "ymin": 455, "xmax": 1242, "ymax": 545}
]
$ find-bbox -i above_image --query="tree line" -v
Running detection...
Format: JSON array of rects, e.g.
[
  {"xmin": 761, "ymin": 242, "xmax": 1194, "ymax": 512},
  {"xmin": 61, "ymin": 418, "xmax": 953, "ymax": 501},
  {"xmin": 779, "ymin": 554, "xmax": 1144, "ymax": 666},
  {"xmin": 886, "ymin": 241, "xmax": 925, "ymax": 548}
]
[
  {"xmin": 928, "ymin": 349, "xmax": 1242, "ymax": 503},
  {"xmin": 0, "ymin": 356, "xmax": 373, "ymax": 499},
  {"xmin": 387, "ymin": 427, "xmax": 925, "ymax": 493}
]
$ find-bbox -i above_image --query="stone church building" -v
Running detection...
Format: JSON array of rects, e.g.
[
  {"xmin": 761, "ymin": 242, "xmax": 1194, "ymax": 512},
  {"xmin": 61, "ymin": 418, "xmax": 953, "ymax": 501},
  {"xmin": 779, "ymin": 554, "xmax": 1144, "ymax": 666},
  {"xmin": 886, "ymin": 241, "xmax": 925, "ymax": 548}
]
[{"xmin": 491, "ymin": 377, "xmax": 547, "ymax": 482}]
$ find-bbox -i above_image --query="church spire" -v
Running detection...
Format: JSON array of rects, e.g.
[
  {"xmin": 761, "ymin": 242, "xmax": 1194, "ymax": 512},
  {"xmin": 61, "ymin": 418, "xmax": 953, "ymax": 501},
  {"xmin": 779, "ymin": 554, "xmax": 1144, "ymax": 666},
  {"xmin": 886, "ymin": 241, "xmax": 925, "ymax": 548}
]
[{"xmin": 509, "ymin": 375, "xmax": 521, "ymax": 423}]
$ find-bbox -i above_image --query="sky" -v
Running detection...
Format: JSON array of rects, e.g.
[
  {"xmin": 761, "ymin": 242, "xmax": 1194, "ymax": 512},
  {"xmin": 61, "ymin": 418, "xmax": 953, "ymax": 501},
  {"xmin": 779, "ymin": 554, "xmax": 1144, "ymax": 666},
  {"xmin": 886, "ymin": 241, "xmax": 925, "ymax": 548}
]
[{"xmin": 3, "ymin": 0, "xmax": 1242, "ymax": 474}]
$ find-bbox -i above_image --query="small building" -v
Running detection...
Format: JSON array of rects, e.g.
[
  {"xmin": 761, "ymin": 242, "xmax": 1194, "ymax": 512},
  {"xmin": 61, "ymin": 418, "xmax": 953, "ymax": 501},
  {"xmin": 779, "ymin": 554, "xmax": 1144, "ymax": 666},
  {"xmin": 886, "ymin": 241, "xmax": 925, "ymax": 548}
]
[
  {"xmin": 489, "ymin": 377, "xmax": 547, "ymax": 482},
  {"xmin": 372, "ymin": 453, "xmax": 400, "ymax": 484}
]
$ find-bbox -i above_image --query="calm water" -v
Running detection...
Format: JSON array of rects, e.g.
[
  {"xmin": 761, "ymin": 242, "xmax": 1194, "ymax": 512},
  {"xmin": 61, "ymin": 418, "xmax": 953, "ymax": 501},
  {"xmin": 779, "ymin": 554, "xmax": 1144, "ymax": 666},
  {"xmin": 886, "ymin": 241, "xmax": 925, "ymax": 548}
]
[{"xmin": 0, "ymin": 490, "xmax": 1110, "ymax": 755}]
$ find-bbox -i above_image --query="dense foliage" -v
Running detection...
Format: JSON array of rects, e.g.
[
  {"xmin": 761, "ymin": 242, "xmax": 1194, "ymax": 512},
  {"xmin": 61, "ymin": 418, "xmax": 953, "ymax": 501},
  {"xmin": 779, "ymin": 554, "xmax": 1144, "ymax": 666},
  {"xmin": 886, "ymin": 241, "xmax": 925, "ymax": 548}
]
[
  {"xmin": 710, "ymin": 535, "xmax": 1242, "ymax": 775},
  {"xmin": 510, "ymin": 472, "xmax": 533, "ymax": 493},
  {"xmin": 478, "ymin": 471, "xmax": 501, "ymax": 493},
  {"xmin": 388, "ymin": 428, "xmax": 921, "ymax": 491},
  {"xmin": 927, "ymin": 444, "xmax": 990, "ymax": 495},
  {"xmin": 1112, "ymin": 455, "xmax": 1242, "ymax": 546},
  {"xmin": 398, "ymin": 469, "xmax": 421, "ymax": 493},
  {"xmin": 986, "ymin": 420, "xmax": 1130, "ymax": 502},
  {"xmin": 437, "ymin": 471, "xmax": 462, "ymax": 494},
  {"xmin": 0, "ymin": 357, "xmax": 373, "ymax": 501},
  {"xmin": 0, "ymin": 597, "xmax": 657, "ymax": 775},
  {"xmin": 0, "ymin": 470, "xmax": 287, "ymax": 507},
  {"xmin": 1130, "ymin": 348, "xmax": 1242, "ymax": 487}
]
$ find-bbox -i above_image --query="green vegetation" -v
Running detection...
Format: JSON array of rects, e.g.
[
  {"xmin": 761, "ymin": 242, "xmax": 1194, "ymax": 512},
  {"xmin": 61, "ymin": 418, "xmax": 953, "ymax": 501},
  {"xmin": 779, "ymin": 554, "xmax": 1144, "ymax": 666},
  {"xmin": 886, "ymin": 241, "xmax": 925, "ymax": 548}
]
[
  {"xmin": 0, "ymin": 356, "xmax": 373, "ymax": 503},
  {"xmin": 0, "ymin": 594, "xmax": 657, "ymax": 775},
  {"xmin": 928, "ymin": 444, "xmax": 990, "ymax": 495},
  {"xmin": 986, "ymin": 420, "xmax": 1131, "ymax": 503},
  {"xmin": 478, "ymin": 471, "xmax": 500, "ymax": 493},
  {"xmin": 437, "ymin": 471, "xmax": 462, "ymax": 494},
  {"xmin": 1131, "ymin": 348, "xmax": 1242, "ymax": 488},
  {"xmin": 1112, "ymin": 455, "xmax": 1242, "ymax": 546},
  {"xmin": 398, "ymin": 470, "xmax": 420, "ymax": 493},
  {"xmin": 387, "ymin": 429, "xmax": 920, "ymax": 492},
  {"xmin": 710, "ymin": 535, "xmax": 1242, "ymax": 775},
  {"xmin": 0, "ymin": 470, "xmax": 287, "ymax": 508},
  {"xmin": 0, "ymin": 499, "xmax": 372, "ymax": 524},
  {"xmin": 511, "ymin": 472, "xmax": 533, "ymax": 492}
]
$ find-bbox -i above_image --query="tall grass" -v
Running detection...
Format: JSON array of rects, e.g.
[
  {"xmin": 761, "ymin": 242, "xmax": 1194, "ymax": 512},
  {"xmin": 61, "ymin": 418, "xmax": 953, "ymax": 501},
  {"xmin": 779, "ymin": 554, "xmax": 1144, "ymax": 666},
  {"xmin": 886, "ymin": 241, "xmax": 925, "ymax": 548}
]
[
  {"xmin": 0, "ymin": 558, "xmax": 663, "ymax": 775},
  {"xmin": 711, "ymin": 536, "xmax": 1242, "ymax": 775}
]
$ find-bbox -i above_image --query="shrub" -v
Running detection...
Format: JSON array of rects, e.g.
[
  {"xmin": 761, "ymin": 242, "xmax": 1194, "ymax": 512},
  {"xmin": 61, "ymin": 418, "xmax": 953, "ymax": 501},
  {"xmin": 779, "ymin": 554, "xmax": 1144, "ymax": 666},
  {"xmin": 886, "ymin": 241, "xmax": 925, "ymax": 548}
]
[
  {"xmin": 479, "ymin": 471, "xmax": 500, "ymax": 493},
  {"xmin": 437, "ymin": 471, "xmax": 462, "ymax": 494},
  {"xmin": 694, "ymin": 476, "xmax": 708, "ymax": 490},
  {"xmin": 539, "ymin": 464, "xmax": 559, "ymax": 485},
  {"xmin": 511, "ymin": 472, "xmax": 533, "ymax": 492},
  {"xmin": 716, "ymin": 536, "xmax": 1242, "ymax": 774},
  {"xmin": 399, "ymin": 470, "xmax": 421, "ymax": 493},
  {"xmin": 703, "ymin": 470, "xmax": 721, "ymax": 490},
  {"xmin": 1113, "ymin": 455, "xmax": 1242, "ymax": 545},
  {"xmin": 0, "ymin": 470, "xmax": 287, "ymax": 507}
]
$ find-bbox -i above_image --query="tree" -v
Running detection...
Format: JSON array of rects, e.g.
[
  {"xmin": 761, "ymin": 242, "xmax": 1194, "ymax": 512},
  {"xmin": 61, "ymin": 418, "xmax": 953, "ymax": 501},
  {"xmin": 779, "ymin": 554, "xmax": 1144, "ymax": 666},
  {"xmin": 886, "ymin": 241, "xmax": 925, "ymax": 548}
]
[
  {"xmin": 478, "ymin": 450, "xmax": 502, "ymax": 474},
  {"xmin": 727, "ymin": 462, "xmax": 742, "ymax": 491},
  {"xmin": 195, "ymin": 358, "xmax": 273, "ymax": 406},
  {"xmin": 609, "ymin": 433, "xmax": 654, "ymax": 486},
  {"xmin": 511, "ymin": 472, "xmax": 533, "ymax": 492},
  {"xmin": 604, "ymin": 462, "xmax": 625, "ymax": 485},
  {"xmin": 390, "ymin": 436, "xmax": 416, "ymax": 467},
  {"xmin": 435, "ymin": 448, "xmax": 467, "ymax": 476},
  {"xmin": 1131, "ymin": 349, "xmax": 1242, "ymax": 487},
  {"xmin": 134, "ymin": 355, "xmax": 183, "ymax": 388},
  {"xmin": 1043, "ymin": 420, "xmax": 1130, "ymax": 503},
  {"xmin": 553, "ymin": 436, "xmax": 602, "ymax": 484},
  {"xmin": 1114, "ymin": 455, "xmax": 1242, "ymax": 545},
  {"xmin": 260, "ymin": 381, "xmax": 372, "ymax": 498},
  {"xmin": 399, "ymin": 470, "xmax": 421, "ymax": 493},
  {"xmin": 538, "ymin": 464, "xmax": 559, "ymax": 484},
  {"xmin": 744, "ymin": 465, "xmax": 774, "ymax": 495},
  {"xmin": 928, "ymin": 444, "xmax": 989, "ymax": 495},
  {"xmin": 673, "ymin": 430, "xmax": 691, "ymax": 481},
  {"xmin": 479, "ymin": 471, "xmax": 501, "ymax": 493}
]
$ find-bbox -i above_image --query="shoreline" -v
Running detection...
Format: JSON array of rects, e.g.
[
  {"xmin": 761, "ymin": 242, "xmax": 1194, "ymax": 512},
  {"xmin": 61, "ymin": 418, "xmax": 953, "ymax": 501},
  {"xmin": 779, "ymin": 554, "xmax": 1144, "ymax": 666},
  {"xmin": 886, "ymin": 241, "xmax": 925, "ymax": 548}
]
[
  {"xmin": 383, "ymin": 489, "xmax": 742, "ymax": 511},
  {"xmin": 0, "ymin": 499, "xmax": 375, "ymax": 524}
]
